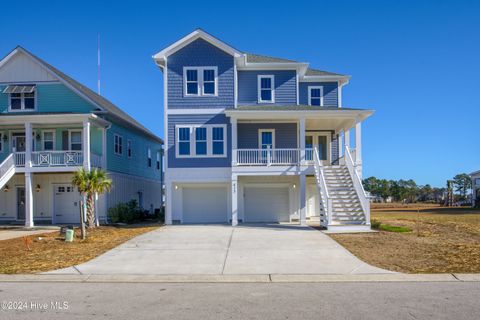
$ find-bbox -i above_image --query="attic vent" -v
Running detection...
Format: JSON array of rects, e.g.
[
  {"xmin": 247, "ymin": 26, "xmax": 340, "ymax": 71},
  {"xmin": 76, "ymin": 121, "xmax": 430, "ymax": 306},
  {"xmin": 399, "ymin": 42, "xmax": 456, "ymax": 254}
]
[{"xmin": 2, "ymin": 85, "xmax": 36, "ymax": 94}]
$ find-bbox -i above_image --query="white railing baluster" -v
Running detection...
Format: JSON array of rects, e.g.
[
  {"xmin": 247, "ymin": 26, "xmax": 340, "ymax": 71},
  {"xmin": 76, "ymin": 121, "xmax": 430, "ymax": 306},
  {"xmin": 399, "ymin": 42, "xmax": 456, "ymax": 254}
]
[
  {"xmin": 313, "ymin": 147, "xmax": 332, "ymax": 227},
  {"xmin": 344, "ymin": 146, "xmax": 370, "ymax": 225}
]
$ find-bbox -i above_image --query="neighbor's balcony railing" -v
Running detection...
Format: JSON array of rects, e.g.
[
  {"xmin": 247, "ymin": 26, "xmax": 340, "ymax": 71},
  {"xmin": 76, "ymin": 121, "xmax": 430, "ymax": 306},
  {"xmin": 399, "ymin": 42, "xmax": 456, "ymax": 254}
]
[{"xmin": 13, "ymin": 151, "xmax": 102, "ymax": 168}]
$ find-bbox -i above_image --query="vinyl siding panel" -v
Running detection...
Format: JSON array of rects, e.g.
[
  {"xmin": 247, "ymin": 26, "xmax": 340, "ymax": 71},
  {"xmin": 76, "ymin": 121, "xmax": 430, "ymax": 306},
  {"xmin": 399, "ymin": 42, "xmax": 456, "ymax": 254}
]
[
  {"xmin": 167, "ymin": 38, "xmax": 234, "ymax": 109},
  {"xmin": 237, "ymin": 123, "xmax": 298, "ymax": 149},
  {"xmin": 238, "ymin": 70, "xmax": 297, "ymax": 105},
  {"xmin": 167, "ymin": 114, "xmax": 231, "ymax": 168},
  {"xmin": 299, "ymin": 82, "xmax": 338, "ymax": 107},
  {"xmin": 106, "ymin": 122, "xmax": 162, "ymax": 180}
]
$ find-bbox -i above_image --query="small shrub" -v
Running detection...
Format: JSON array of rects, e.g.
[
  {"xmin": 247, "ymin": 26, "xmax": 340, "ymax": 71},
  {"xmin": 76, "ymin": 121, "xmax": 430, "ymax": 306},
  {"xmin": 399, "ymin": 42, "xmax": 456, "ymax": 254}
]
[
  {"xmin": 108, "ymin": 200, "xmax": 143, "ymax": 224},
  {"xmin": 379, "ymin": 224, "xmax": 412, "ymax": 233},
  {"xmin": 370, "ymin": 219, "xmax": 381, "ymax": 229}
]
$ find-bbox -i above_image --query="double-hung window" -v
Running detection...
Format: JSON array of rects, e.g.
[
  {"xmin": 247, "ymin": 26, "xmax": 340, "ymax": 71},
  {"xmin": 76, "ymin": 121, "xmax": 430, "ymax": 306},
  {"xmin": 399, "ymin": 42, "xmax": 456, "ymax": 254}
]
[
  {"xmin": 114, "ymin": 134, "xmax": 123, "ymax": 155},
  {"xmin": 127, "ymin": 140, "xmax": 132, "ymax": 158},
  {"xmin": 69, "ymin": 131, "xmax": 82, "ymax": 151},
  {"xmin": 42, "ymin": 131, "xmax": 55, "ymax": 151},
  {"xmin": 308, "ymin": 86, "xmax": 323, "ymax": 106},
  {"xmin": 258, "ymin": 75, "xmax": 274, "ymax": 103},
  {"xmin": 176, "ymin": 125, "xmax": 226, "ymax": 158},
  {"xmin": 156, "ymin": 151, "xmax": 161, "ymax": 170},
  {"xmin": 184, "ymin": 67, "xmax": 217, "ymax": 96},
  {"xmin": 147, "ymin": 148, "xmax": 152, "ymax": 167},
  {"xmin": 4, "ymin": 85, "xmax": 36, "ymax": 111}
]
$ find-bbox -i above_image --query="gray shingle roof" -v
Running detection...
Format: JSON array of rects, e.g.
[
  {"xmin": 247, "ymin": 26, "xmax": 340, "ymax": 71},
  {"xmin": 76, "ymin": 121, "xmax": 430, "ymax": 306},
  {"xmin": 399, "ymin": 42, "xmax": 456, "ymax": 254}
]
[
  {"xmin": 305, "ymin": 68, "xmax": 345, "ymax": 77},
  {"xmin": 245, "ymin": 53, "xmax": 298, "ymax": 64},
  {"xmin": 17, "ymin": 46, "xmax": 163, "ymax": 144},
  {"xmin": 236, "ymin": 105, "xmax": 367, "ymax": 111}
]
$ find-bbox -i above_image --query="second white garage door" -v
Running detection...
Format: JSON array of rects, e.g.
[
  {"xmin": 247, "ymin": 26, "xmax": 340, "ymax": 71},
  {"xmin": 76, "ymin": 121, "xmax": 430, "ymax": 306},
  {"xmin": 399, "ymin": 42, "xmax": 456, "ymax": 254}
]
[
  {"xmin": 244, "ymin": 186, "xmax": 290, "ymax": 223},
  {"xmin": 182, "ymin": 186, "xmax": 228, "ymax": 223}
]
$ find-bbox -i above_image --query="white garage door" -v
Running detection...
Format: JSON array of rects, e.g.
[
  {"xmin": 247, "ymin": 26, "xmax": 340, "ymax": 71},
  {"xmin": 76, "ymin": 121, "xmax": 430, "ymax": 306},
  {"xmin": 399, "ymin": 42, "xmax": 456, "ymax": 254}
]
[
  {"xmin": 182, "ymin": 186, "xmax": 228, "ymax": 223},
  {"xmin": 54, "ymin": 184, "xmax": 81, "ymax": 224},
  {"xmin": 244, "ymin": 186, "xmax": 290, "ymax": 223}
]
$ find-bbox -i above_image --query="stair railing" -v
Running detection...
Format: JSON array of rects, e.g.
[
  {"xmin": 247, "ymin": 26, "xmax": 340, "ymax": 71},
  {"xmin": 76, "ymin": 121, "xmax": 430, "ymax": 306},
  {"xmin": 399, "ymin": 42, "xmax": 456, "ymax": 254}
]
[
  {"xmin": 344, "ymin": 146, "xmax": 370, "ymax": 225},
  {"xmin": 0, "ymin": 153, "xmax": 15, "ymax": 187},
  {"xmin": 313, "ymin": 147, "xmax": 332, "ymax": 227}
]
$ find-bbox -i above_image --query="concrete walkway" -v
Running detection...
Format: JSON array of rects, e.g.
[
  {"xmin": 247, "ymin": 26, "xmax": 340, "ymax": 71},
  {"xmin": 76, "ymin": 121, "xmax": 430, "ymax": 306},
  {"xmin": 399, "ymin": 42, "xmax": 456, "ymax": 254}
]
[
  {"xmin": 50, "ymin": 224, "xmax": 393, "ymax": 275},
  {"xmin": 0, "ymin": 227, "xmax": 58, "ymax": 241}
]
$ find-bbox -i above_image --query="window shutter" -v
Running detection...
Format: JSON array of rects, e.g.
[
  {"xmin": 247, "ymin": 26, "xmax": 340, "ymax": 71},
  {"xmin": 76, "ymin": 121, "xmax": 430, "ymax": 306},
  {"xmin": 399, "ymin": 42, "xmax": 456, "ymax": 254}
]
[{"xmin": 62, "ymin": 131, "xmax": 69, "ymax": 150}]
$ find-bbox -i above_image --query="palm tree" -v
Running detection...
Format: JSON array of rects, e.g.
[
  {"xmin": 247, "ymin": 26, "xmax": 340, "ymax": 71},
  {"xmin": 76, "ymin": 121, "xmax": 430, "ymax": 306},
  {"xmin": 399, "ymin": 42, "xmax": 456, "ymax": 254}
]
[{"xmin": 72, "ymin": 168, "xmax": 112, "ymax": 228}]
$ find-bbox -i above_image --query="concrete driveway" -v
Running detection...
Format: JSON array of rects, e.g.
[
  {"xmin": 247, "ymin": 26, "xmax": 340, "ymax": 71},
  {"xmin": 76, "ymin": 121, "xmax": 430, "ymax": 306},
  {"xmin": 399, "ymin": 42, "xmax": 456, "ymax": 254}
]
[{"xmin": 56, "ymin": 224, "xmax": 393, "ymax": 275}]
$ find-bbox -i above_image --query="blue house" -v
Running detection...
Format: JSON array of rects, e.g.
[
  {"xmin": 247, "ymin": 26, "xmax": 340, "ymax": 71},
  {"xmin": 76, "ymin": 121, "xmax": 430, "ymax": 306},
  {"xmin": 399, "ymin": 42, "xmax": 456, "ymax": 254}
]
[
  {"xmin": 154, "ymin": 29, "xmax": 373, "ymax": 231},
  {"xmin": 0, "ymin": 47, "xmax": 163, "ymax": 227}
]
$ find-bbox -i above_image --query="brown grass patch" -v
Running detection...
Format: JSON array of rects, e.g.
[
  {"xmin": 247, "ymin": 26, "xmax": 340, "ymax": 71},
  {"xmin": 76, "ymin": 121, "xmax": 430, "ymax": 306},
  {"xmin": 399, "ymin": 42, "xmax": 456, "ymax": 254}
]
[
  {"xmin": 0, "ymin": 225, "xmax": 160, "ymax": 274},
  {"xmin": 329, "ymin": 207, "xmax": 480, "ymax": 273}
]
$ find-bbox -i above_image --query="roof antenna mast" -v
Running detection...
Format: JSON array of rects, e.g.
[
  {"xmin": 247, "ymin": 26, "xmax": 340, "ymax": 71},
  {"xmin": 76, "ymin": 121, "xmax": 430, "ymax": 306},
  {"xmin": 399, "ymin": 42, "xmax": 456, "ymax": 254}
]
[{"xmin": 97, "ymin": 33, "xmax": 101, "ymax": 95}]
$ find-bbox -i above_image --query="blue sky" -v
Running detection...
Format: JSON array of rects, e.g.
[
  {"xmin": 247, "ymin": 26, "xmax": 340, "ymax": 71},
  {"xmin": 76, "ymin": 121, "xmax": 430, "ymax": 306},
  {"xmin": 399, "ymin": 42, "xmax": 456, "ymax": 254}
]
[{"xmin": 1, "ymin": 0, "xmax": 479, "ymax": 187}]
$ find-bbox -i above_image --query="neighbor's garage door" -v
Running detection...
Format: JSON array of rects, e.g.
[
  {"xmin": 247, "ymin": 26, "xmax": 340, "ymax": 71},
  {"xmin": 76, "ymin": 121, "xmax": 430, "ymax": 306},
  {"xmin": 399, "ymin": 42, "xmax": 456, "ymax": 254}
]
[
  {"xmin": 244, "ymin": 186, "xmax": 290, "ymax": 223},
  {"xmin": 182, "ymin": 186, "xmax": 228, "ymax": 223}
]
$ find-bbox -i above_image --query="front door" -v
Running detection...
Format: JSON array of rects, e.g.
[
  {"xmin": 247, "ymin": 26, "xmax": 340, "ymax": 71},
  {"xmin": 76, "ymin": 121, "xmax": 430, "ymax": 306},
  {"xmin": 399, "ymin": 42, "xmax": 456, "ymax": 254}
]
[
  {"xmin": 13, "ymin": 135, "xmax": 26, "ymax": 152},
  {"xmin": 305, "ymin": 133, "xmax": 330, "ymax": 164},
  {"xmin": 307, "ymin": 184, "xmax": 318, "ymax": 217},
  {"xmin": 17, "ymin": 187, "xmax": 26, "ymax": 220}
]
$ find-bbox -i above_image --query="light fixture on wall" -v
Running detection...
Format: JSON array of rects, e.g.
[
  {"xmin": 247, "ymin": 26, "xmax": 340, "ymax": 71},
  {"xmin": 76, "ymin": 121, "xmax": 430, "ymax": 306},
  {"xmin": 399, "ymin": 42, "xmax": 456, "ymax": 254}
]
[
  {"xmin": 2, "ymin": 135, "xmax": 7, "ymax": 142},
  {"xmin": 35, "ymin": 184, "xmax": 41, "ymax": 192},
  {"xmin": 174, "ymin": 185, "xmax": 178, "ymax": 190},
  {"xmin": 293, "ymin": 184, "xmax": 296, "ymax": 189},
  {"xmin": 3, "ymin": 185, "xmax": 9, "ymax": 192}
]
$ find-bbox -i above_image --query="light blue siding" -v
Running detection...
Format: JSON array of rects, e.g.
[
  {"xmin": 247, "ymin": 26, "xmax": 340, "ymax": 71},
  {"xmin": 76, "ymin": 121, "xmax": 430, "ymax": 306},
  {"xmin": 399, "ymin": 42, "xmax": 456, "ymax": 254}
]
[
  {"xmin": 238, "ymin": 123, "xmax": 298, "ymax": 149},
  {"xmin": 167, "ymin": 114, "xmax": 231, "ymax": 168},
  {"xmin": 106, "ymin": 122, "xmax": 162, "ymax": 180},
  {"xmin": 238, "ymin": 70, "xmax": 297, "ymax": 105},
  {"xmin": 0, "ymin": 84, "xmax": 95, "ymax": 114},
  {"xmin": 167, "ymin": 39, "xmax": 234, "ymax": 109},
  {"xmin": 299, "ymin": 82, "xmax": 338, "ymax": 107}
]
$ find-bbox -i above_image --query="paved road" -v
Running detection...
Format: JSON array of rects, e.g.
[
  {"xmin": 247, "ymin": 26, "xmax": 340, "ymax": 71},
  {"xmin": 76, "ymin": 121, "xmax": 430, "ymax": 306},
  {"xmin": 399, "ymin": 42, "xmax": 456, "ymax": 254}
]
[
  {"xmin": 0, "ymin": 282, "xmax": 479, "ymax": 319},
  {"xmin": 56, "ymin": 224, "xmax": 391, "ymax": 275}
]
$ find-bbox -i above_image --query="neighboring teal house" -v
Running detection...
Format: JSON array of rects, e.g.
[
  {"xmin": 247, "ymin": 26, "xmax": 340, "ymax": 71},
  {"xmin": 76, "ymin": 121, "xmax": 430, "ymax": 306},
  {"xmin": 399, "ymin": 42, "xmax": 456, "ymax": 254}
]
[{"xmin": 0, "ymin": 47, "xmax": 163, "ymax": 227}]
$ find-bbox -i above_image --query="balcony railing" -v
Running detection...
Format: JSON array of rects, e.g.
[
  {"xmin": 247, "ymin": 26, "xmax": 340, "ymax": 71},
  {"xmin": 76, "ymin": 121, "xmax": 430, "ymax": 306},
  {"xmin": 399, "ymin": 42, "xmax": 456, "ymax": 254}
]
[
  {"xmin": 236, "ymin": 148, "xmax": 301, "ymax": 166},
  {"xmin": 12, "ymin": 151, "xmax": 102, "ymax": 169}
]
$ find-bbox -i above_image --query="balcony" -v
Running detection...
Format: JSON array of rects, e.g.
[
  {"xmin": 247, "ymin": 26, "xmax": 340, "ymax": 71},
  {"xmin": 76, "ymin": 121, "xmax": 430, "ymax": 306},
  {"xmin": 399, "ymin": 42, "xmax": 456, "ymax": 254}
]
[
  {"xmin": 13, "ymin": 151, "xmax": 102, "ymax": 171},
  {"xmin": 235, "ymin": 148, "xmax": 330, "ymax": 166}
]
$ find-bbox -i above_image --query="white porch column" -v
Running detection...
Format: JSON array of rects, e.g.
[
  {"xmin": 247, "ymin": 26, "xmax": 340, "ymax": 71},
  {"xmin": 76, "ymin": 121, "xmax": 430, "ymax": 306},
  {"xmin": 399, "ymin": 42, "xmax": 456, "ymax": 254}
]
[
  {"xmin": 231, "ymin": 117, "xmax": 237, "ymax": 166},
  {"xmin": 24, "ymin": 122, "xmax": 32, "ymax": 168},
  {"xmin": 344, "ymin": 128, "xmax": 350, "ymax": 150},
  {"xmin": 101, "ymin": 127, "xmax": 107, "ymax": 169},
  {"xmin": 231, "ymin": 174, "xmax": 238, "ymax": 226},
  {"xmin": 299, "ymin": 118, "xmax": 306, "ymax": 164},
  {"xmin": 338, "ymin": 130, "xmax": 344, "ymax": 158},
  {"xmin": 24, "ymin": 172, "xmax": 34, "ymax": 228},
  {"xmin": 299, "ymin": 173, "xmax": 307, "ymax": 226},
  {"xmin": 83, "ymin": 120, "xmax": 91, "ymax": 171},
  {"xmin": 355, "ymin": 119, "xmax": 363, "ymax": 179}
]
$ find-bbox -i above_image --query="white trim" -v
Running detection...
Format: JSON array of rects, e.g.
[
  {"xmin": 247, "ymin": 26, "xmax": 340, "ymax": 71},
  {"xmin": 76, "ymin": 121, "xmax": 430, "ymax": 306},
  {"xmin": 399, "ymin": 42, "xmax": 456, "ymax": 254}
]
[
  {"xmin": 234, "ymin": 62, "xmax": 238, "ymax": 108},
  {"xmin": 163, "ymin": 58, "xmax": 168, "ymax": 170},
  {"xmin": 41, "ymin": 130, "xmax": 56, "ymax": 151},
  {"xmin": 305, "ymin": 131, "xmax": 332, "ymax": 164},
  {"xmin": 258, "ymin": 129, "xmax": 275, "ymax": 149},
  {"xmin": 175, "ymin": 124, "xmax": 227, "ymax": 158},
  {"xmin": 296, "ymin": 72, "xmax": 299, "ymax": 105},
  {"xmin": 183, "ymin": 66, "xmax": 218, "ymax": 97},
  {"xmin": 166, "ymin": 108, "xmax": 225, "ymax": 115},
  {"xmin": 7, "ymin": 90, "xmax": 37, "ymax": 112},
  {"xmin": 308, "ymin": 86, "xmax": 324, "ymax": 106},
  {"xmin": 257, "ymin": 75, "xmax": 275, "ymax": 103},
  {"xmin": 113, "ymin": 134, "xmax": 123, "ymax": 156}
]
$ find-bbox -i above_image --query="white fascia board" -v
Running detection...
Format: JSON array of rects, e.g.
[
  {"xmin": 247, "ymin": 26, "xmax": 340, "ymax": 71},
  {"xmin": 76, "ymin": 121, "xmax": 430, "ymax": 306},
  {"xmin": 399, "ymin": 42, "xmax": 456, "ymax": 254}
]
[
  {"xmin": 0, "ymin": 47, "xmax": 20, "ymax": 70},
  {"xmin": 237, "ymin": 62, "xmax": 309, "ymax": 73},
  {"xmin": 167, "ymin": 108, "xmax": 226, "ymax": 115},
  {"xmin": 300, "ymin": 75, "xmax": 351, "ymax": 84},
  {"xmin": 0, "ymin": 113, "xmax": 110, "ymax": 126},
  {"xmin": 224, "ymin": 109, "xmax": 374, "ymax": 121},
  {"xmin": 153, "ymin": 30, "xmax": 242, "ymax": 61}
]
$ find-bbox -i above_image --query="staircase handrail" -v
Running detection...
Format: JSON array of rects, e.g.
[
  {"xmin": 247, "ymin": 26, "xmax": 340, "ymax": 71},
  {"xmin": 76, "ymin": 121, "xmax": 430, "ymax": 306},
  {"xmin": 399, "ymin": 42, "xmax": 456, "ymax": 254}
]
[
  {"xmin": 313, "ymin": 147, "xmax": 333, "ymax": 226},
  {"xmin": 0, "ymin": 153, "xmax": 15, "ymax": 176},
  {"xmin": 344, "ymin": 146, "xmax": 370, "ymax": 224}
]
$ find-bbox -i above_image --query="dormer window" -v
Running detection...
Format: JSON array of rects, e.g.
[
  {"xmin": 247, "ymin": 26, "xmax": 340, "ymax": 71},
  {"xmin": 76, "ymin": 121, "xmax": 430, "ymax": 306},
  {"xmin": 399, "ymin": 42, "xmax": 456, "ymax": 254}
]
[
  {"xmin": 3, "ymin": 85, "xmax": 36, "ymax": 111},
  {"xmin": 258, "ymin": 75, "xmax": 274, "ymax": 103},
  {"xmin": 308, "ymin": 86, "xmax": 324, "ymax": 106},
  {"xmin": 183, "ymin": 67, "xmax": 217, "ymax": 96}
]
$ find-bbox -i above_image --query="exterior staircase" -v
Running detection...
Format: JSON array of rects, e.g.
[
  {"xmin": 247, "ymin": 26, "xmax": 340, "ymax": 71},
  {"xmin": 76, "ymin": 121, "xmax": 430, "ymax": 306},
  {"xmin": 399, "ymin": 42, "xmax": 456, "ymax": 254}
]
[
  {"xmin": 0, "ymin": 154, "xmax": 16, "ymax": 189},
  {"xmin": 313, "ymin": 148, "xmax": 370, "ymax": 231}
]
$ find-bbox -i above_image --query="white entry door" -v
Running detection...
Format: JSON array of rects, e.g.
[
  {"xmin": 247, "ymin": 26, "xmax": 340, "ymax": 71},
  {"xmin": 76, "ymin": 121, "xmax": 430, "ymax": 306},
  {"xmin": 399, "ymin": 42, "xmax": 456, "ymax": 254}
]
[
  {"xmin": 307, "ymin": 185, "xmax": 319, "ymax": 217},
  {"xmin": 54, "ymin": 184, "xmax": 81, "ymax": 224}
]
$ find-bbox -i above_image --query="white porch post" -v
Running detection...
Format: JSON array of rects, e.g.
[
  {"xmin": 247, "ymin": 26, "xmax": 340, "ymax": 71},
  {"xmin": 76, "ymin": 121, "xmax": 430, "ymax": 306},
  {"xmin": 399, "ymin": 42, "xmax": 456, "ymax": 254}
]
[
  {"xmin": 83, "ymin": 120, "xmax": 91, "ymax": 171},
  {"xmin": 24, "ymin": 122, "xmax": 34, "ymax": 228},
  {"xmin": 101, "ymin": 127, "xmax": 107, "ymax": 169},
  {"xmin": 344, "ymin": 128, "xmax": 350, "ymax": 150},
  {"xmin": 355, "ymin": 119, "xmax": 362, "ymax": 179},
  {"xmin": 299, "ymin": 173, "xmax": 307, "ymax": 226},
  {"xmin": 231, "ymin": 174, "xmax": 238, "ymax": 226},
  {"xmin": 231, "ymin": 117, "xmax": 237, "ymax": 166},
  {"xmin": 338, "ymin": 130, "xmax": 344, "ymax": 159},
  {"xmin": 299, "ymin": 118, "xmax": 306, "ymax": 164}
]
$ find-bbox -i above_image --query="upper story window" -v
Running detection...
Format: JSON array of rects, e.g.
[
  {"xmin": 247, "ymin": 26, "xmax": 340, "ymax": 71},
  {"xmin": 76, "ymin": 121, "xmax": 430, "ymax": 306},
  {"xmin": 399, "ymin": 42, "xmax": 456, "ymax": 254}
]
[
  {"xmin": 127, "ymin": 139, "xmax": 132, "ymax": 158},
  {"xmin": 476, "ymin": 178, "xmax": 480, "ymax": 186},
  {"xmin": 183, "ymin": 67, "xmax": 218, "ymax": 96},
  {"xmin": 114, "ymin": 134, "xmax": 123, "ymax": 155},
  {"xmin": 176, "ymin": 124, "xmax": 227, "ymax": 158},
  {"xmin": 308, "ymin": 86, "xmax": 324, "ymax": 106},
  {"xmin": 69, "ymin": 131, "xmax": 82, "ymax": 151},
  {"xmin": 147, "ymin": 148, "xmax": 152, "ymax": 167},
  {"xmin": 42, "ymin": 131, "xmax": 55, "ymax": 151},
  {"xmin": 156, "ymin": 151, "xmax": 161, "ymax": 170},
  {"xmin": 258, "ymin": 75, "xmax": 274, "ymax": 103},
  {"xmin": 3, "ymin": 85, "xmax": 36, "ymax": 111}
]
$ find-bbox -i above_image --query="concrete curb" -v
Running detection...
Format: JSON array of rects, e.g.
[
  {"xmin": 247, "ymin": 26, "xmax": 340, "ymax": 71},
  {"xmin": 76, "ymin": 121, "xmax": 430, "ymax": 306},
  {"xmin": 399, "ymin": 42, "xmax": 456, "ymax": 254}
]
[{"xmin": 0, "ymin": 273, "xmax": 479, "ymax": 283}]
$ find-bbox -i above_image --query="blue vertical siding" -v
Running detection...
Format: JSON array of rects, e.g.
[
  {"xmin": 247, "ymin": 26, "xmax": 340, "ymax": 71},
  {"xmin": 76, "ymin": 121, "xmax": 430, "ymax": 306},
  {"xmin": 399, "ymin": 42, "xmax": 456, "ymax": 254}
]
[
  {"xmin": 237, "ymin": 123, "xmax": 298, "ymax": 148},
  {"xmin": 299, "ymin": 82, "xmax": 338, "ymax": 107},
  {"xmin": 167, "ymin": 38, "xmax": 235, "ymax": 109},
  {"xmin": 167, "ymin": 113, "xmax": 231, "ymax": 168},
  {"xmin": 238, "ymin": 70, "xmax": 297, "ymax": 105}
]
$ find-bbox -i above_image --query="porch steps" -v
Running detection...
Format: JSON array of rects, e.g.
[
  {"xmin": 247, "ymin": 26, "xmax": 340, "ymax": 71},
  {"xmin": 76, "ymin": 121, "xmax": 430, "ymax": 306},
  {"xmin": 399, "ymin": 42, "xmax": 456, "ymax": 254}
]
[{"xmin": 317, "ymin": 165, "xmax": 367, "ymax": 227}]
